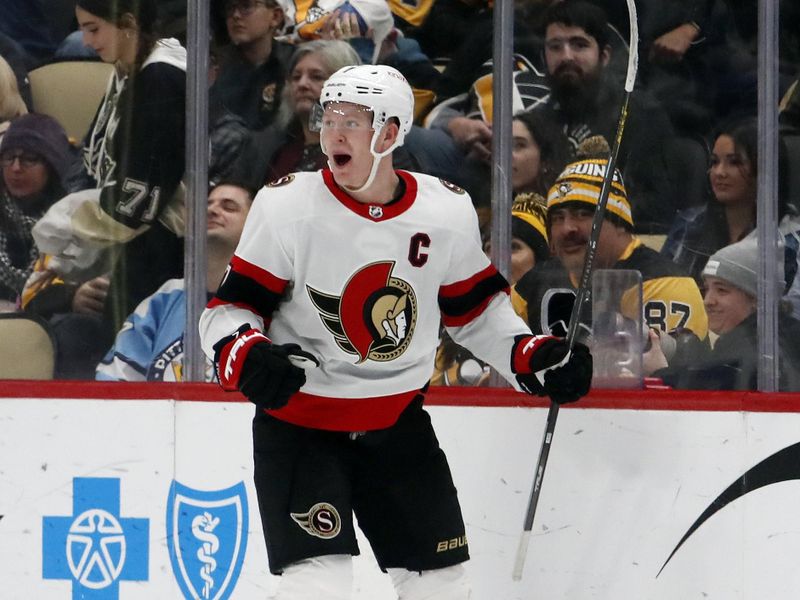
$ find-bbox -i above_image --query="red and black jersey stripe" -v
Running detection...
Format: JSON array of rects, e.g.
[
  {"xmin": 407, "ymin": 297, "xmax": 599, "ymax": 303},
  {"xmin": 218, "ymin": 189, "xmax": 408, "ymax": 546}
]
[
  {"xmin": 209, "ymin": 255, "xmax": 288, "ymax": 320},
  {"xmin": 438, "ymin": 265, "xmax": 510, "ymax": 327}
]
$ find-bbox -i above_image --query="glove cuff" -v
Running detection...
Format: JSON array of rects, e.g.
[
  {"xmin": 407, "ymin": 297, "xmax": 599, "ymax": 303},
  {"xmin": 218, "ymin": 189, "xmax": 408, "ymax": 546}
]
[
  {"xmin": 216, "ymin": 328, "xmax": 271, "ymax": 391},
  {"xmin": 511, "ymin": 334, "xmax": 558, "ymax": 374}
]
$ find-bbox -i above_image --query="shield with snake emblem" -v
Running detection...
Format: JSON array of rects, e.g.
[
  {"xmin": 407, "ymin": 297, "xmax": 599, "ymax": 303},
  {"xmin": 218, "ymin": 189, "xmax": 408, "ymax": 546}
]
[{"xmin": 166, "ymin": 481, "xmax": 248, "ymax": 600}]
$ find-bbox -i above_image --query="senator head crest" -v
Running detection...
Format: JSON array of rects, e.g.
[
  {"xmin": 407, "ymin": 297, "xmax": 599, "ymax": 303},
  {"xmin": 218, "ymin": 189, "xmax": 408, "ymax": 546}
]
[{"xmin": 307, "ymin": 261, "xmax": 418, "ymax": 363}]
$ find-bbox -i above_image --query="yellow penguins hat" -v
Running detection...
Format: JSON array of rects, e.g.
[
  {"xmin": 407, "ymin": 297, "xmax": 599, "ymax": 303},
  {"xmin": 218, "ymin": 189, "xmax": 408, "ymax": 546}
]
[
  {"xmin": 546, "ymin": 158, "xmax": 634, "ymax": 229},
  {"xmin": 511, "ymin": 193, "xmax": 549, "ymax": 262}
]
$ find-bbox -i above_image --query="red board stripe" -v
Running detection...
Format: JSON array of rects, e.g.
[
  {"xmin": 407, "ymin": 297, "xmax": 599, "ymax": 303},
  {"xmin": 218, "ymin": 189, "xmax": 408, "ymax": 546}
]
[{"xmin": 1, "ymin": 381, "xmax": 799, "ymax": 412}]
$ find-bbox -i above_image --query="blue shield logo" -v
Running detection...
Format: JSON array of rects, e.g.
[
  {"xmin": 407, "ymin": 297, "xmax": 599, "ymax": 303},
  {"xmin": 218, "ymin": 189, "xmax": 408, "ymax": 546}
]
[{"xmin": 166, "ymin": 481, "xmax": 249, "ymax": 600}]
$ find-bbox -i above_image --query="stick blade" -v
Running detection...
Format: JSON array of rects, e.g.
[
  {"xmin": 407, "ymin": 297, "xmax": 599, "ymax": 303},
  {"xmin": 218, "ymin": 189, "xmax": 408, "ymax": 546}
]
[{"xmin": 512, "ymin": 530, "xmax": 532, "ymax": 581}]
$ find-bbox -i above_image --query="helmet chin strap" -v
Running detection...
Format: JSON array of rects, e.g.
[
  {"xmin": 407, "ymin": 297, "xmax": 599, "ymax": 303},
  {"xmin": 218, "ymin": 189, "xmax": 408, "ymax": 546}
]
[{"xmin": 326, "ymin": 129, "xmax": 397, "ymax": 195}]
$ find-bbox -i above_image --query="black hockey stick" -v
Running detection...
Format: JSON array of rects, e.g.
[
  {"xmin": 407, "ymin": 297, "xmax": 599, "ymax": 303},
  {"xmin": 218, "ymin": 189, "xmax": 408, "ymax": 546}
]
[{"xmin": 512, "ymin": 0, "xmax": 639, "ymax": 581}]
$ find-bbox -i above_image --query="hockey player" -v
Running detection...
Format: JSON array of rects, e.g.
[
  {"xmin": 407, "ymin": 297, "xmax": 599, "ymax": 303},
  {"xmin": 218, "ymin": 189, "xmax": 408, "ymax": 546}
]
[{"xmin": 199, "ymin": 64, "xmax": 592, "ymax": 599}]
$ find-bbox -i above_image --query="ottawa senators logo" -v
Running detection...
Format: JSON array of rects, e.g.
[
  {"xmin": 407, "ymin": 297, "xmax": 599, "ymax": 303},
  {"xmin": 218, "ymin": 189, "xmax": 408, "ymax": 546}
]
[
  {"xmin": 290, "ymin": 502, "xmax": 341, "ymax": 539},
  {"xmin": 307, "ymin": 261, "xmax": 418, "ymax": 363}
]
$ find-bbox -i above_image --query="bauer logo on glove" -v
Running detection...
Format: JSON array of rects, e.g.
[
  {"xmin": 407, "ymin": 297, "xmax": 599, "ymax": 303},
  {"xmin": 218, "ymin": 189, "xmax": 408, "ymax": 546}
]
[{"xmin": 213, "ymin": 325, "xmax": 319, "ymax": 410}]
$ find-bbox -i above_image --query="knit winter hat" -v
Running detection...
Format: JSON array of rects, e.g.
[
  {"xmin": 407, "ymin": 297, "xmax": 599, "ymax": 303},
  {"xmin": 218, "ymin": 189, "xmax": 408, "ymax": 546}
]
[
  {"xmin": 702, "ymin": 235, "xmax": 785, "ymax": 298},
  {"xmin": 0, "ymin": 113, "xmax": 71, "ymax": 187},
  {"xmin": 511, "ymin": 193, "xmax": 549, "ymax": 263},
  {"xmin": 546, "ymin": 157, "xmax": 634, "ymax": 229}
]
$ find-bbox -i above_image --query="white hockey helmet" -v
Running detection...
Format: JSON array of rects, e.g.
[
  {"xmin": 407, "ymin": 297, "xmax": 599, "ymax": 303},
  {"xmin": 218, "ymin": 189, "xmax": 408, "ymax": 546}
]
[{"xmin": 320, "ymin": 64, "xmax": 414, "ymax": 149}]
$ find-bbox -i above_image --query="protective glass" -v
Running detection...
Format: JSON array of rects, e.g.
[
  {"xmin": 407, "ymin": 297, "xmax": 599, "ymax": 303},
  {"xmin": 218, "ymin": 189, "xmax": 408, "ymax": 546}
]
[{"xmin": 309, "ymin": 103, "xmax": 374, "ymax": 133}]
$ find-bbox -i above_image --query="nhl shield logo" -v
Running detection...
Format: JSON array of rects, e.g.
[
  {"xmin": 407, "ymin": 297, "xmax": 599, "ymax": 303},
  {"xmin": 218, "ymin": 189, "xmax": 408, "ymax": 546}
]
[{"xmin": 166, "ymin": 481, "xmax": 248, "ymax": 600}]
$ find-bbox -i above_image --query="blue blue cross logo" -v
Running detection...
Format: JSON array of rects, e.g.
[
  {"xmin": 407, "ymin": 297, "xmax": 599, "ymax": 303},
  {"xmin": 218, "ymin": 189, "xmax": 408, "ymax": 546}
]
[{"xmin": 42, "ymin": 477, "xmax": 149, "ymax": 599}]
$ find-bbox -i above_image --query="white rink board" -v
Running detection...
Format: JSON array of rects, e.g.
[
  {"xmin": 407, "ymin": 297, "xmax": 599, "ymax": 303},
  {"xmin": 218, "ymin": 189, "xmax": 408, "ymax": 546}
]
[{"xmin": 2, "ymin": 397, "xmax": 800, "ymax": 599}]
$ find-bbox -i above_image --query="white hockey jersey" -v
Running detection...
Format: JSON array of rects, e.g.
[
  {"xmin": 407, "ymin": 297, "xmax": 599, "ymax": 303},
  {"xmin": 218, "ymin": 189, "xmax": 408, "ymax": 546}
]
[{"xmin": 199, "ymin": 169, "xmax": 532, "ymax": 431}]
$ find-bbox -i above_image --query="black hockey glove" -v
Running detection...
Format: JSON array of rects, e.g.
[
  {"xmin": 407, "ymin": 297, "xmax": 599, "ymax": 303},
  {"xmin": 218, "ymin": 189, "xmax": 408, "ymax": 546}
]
[
  {"xmin": 214, "ymin": 326, "xmax": 319, "ymax": 410},
  {"xmin": 511, "ymin": 334, "xmax": 593, "ymax": 404}
]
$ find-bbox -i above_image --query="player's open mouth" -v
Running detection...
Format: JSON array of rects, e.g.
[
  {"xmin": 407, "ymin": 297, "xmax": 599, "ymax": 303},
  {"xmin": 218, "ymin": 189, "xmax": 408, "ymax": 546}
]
[{"xmin": 333, "ymin": 154, "xmax": 351, "ymax": 167}]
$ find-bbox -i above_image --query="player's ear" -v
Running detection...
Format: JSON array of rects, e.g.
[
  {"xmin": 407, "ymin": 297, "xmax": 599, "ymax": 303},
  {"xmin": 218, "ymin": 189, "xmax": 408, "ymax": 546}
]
[{"xmin": 377, "ymin": 120, "xmax": 400, "ymax": 152}]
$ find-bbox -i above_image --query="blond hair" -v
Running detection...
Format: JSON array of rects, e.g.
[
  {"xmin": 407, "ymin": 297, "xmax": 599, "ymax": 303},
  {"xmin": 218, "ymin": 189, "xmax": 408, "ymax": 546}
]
[{"xmin": 0, "ymin": 55, "xmax": 28, "ymax": 121}]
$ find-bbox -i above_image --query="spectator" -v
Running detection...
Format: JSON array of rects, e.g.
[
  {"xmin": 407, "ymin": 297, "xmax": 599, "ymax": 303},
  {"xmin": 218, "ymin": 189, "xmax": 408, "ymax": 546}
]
[
  {"xmin": 400, "ymin": 0, "xmax": 492, "ymax": 64},
  {"xmin": 532, "ymin": 0, "xmax": 690, "ymax": 233},
  {"xmin": 646, "ymin": 236, "xmax": 800, "ymax": 391},
  {"xmin": 29, "ymin": 0, "xmax": 187, "ymax": 377},
  {"xmin": 286, "ymin": 0, "xmax": 442, "ymax": 120},
  {"xmin": 425, "ymin": 0, "xmax": 628, "ymax": 160},
  {"xmin": 210, "ymin": 0, "xmax": 295, "ymax": 130},
  {"xmin": 485, "ymin": 194, "xmax": 551, "ymax": 286},
  {"xmin": 0, "ymin": 55, "xmax": 28, "ymax": 143},
  {"xmin": 208, "ymin": 39, "xmax": 252, "ymax": 186},
  {"xmin": 714, "ymin": 0, "xmax": 800, "ymax": 124},
  {"xmin": 21, "ymin": 259, "xmax": 112, "ymax": 380},
  {"xmin": 233, "ymin": 39, "xmax": 360, "ymax": 189},
  {"xmin": 661, "ymin": 119, "xmax": 800, "ymax": 317},
  {"xmin": 0, "ymin": 0, "xmax": 77, "ymax": 67},
  {"xmin": 513, "ymin": 154, "xmax": 709, "ymax": 343},
  {"xmin": 0, "ymin": 114, "xmax": 70, "ymax": 309},
  {"xmin": 0, "ymin": 34, "xmax": 34, "ymax": 111},
  {"xmin": 430, "ymin": 2, "xmax": 552, "ymax": 107},
  {"xmin": 428, "ymin": 57, "xmax": 551, "ymax": 174},
  {"xmin": 97, "ymin": 181, "xmax": 254, "ymax": 381},
  {"xmin": 290, "ymin": 0, "xmax": 394, "ymax": 65},
  {"xmin": 510, "ymin": 111, "xmax": 571, "ymax": 197},
  {"xmin": 581, "ymin": 0, "xmax": 719, "ymax": 134},
  {"xmin": 638, "ymin": 0, "xmax": 717, "ymax": 134}
]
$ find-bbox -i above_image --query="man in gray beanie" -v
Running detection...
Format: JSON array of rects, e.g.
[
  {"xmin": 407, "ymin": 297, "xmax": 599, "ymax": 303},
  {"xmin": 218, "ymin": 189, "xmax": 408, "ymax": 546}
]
[
  {"xmin": 702, "ymin": 235, "xmax": 785, "ymax": 302},
  {"xmin": 646, "ymin": 235, "xmax": 800, "ymax": 391}
]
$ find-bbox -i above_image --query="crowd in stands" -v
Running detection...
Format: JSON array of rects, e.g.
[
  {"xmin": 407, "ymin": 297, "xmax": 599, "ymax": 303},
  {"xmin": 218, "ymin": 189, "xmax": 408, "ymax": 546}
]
[{"xmin": 0, "ymin": 0, "xmax": 798, "ymax": 390}]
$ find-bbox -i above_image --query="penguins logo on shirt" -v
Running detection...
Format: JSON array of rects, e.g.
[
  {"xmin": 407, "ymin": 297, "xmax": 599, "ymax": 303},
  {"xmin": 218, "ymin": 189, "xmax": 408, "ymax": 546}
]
[
  {"xmin": 307, "ymin": 261, "xmax": 418, "ymax": 363},
  {"xmin": 540, "ymin": 287, "xmax": 592, "ymax": 342}
]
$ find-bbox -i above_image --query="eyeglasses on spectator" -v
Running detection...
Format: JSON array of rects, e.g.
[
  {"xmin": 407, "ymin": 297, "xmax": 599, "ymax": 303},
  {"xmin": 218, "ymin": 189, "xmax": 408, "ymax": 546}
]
[
  {"xmin": 224, "ymin": 0, "xmax": 276, "ymax": 17},
  {"xmin": 0, "ymin": 152, "xmax": 43, "ymax": 169}
]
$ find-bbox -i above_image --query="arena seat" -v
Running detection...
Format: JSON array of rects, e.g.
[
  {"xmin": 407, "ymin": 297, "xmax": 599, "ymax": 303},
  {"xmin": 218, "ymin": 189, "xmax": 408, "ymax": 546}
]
[
  {"xmin": 0, "ymin": 314, "xmax": 56, "ymax": 379},
  {"xmin": 28, "ymin": 61, "xmax": 113, "ymax": 145}
]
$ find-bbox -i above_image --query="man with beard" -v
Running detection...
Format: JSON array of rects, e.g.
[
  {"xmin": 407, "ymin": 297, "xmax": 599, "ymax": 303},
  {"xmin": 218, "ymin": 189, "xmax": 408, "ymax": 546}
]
[
  {"xmin": 512, "ymin": 154, "xmax": 708, "ymax": 348},
  {"xmin": 534, "ymin": 0, "xmax": 690, "ymax": 234}
]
